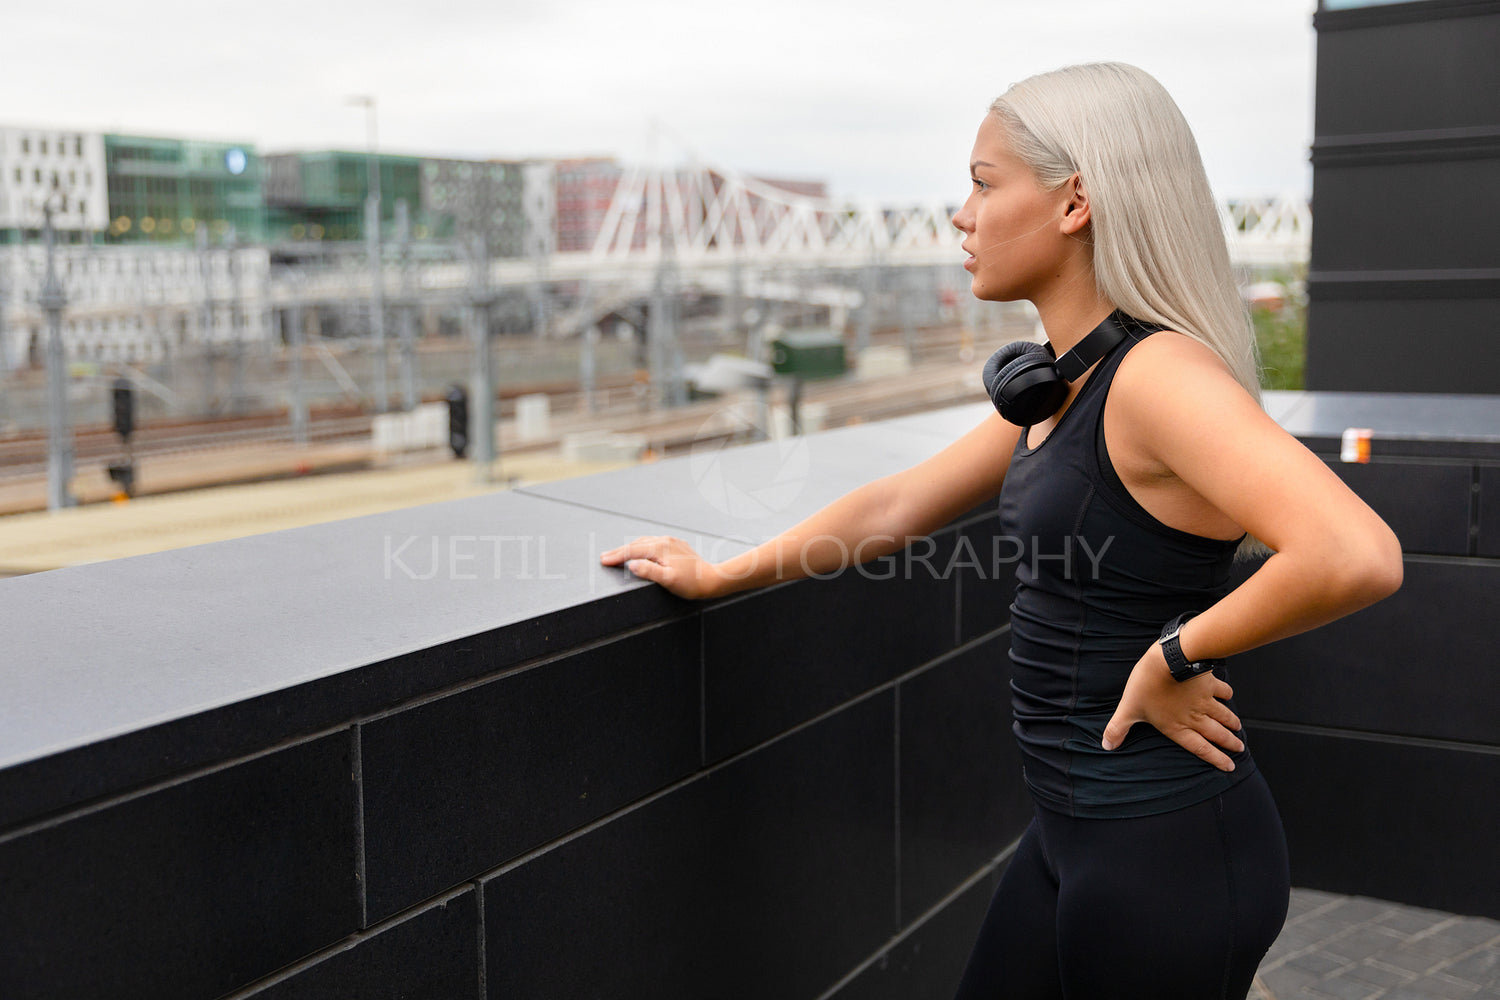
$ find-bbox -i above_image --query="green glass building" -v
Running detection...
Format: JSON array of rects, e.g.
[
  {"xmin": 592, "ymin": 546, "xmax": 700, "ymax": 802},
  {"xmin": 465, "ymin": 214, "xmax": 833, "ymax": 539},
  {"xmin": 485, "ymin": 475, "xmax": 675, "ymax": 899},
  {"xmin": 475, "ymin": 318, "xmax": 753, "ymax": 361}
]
[
  {"xmin": 263, "ymin": 151, "xmax": 422, "ymax": 243},
  {"xmin": 263, "ymin": 151, "xmax": 526, "ymax": 255},
  {"xmin": 103, "ymin": 134, "xmax": 264, "ymax": 244}
]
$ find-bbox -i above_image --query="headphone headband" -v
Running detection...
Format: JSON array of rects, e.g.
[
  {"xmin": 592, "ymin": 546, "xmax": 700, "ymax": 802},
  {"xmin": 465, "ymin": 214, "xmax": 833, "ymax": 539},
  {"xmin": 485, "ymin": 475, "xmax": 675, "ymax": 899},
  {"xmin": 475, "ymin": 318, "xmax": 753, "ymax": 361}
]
[
  {"xmin": 1054, "ymin": 312, "xmax": 1127, "ymax": 382},
  {"xmin": 981, "ymin": 311, "xmax": 1138, "ymax": 427}
]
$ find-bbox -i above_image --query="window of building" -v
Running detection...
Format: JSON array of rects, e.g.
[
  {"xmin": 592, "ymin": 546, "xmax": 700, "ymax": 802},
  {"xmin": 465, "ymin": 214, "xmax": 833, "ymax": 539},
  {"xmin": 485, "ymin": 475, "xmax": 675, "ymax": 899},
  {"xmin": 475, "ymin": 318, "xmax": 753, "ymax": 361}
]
[{"xmin": 75, "ymin": 137, "xmax": 83, "ymax": 157}]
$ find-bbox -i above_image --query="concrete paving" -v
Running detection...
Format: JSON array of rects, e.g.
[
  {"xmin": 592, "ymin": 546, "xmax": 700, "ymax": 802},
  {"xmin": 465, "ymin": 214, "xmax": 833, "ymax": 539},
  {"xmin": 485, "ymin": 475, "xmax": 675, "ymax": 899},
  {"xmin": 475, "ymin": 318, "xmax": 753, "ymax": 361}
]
[{"xmin": 1254, "ymin": 889, "xmax": 1500, "ymax": 999}]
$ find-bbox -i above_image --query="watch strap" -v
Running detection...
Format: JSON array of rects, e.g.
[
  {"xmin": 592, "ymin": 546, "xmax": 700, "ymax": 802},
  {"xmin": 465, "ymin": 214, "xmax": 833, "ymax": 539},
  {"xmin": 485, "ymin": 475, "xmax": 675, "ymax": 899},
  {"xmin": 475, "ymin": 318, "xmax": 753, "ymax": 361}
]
[{"xmin": 1159, "ymin": 612, "xmax": 1221, "ymax": 682}]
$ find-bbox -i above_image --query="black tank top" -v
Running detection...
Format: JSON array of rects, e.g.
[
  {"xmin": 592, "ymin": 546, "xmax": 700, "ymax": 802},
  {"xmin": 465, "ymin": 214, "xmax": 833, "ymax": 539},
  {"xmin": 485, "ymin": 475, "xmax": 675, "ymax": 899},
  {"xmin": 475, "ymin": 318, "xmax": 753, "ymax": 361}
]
[{"xmin": 997, "ymin": 311, "xmax": 1255, "ymax": 818}]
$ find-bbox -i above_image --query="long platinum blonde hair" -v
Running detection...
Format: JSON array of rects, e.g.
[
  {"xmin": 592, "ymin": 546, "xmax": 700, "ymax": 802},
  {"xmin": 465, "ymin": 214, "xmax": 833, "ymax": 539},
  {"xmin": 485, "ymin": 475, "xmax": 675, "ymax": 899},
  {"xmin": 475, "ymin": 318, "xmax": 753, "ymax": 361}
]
[
  {"xmin": 993, "ymin": 62, "xmax": 1268, "ymax": 556},
  {"xmin": 989, "ymin": 62, "xmax": 1262, "ymax": 404}
]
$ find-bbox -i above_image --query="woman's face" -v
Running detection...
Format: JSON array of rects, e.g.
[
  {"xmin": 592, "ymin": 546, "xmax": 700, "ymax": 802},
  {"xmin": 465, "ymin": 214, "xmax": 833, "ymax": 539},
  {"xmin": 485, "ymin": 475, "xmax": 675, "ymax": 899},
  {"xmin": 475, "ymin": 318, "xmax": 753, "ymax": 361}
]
[{"xmin": 951, "ymin": 115, "xmax": 1074, "ymax": 303}]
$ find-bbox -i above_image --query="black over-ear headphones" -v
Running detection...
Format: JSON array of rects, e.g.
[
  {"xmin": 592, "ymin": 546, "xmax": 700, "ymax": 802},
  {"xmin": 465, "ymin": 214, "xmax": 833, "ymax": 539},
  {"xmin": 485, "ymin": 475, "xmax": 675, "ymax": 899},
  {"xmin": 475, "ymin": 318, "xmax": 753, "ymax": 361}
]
[{"xmin": 982, "ymin": 313, "xmax": 1128, "ymax": 426}]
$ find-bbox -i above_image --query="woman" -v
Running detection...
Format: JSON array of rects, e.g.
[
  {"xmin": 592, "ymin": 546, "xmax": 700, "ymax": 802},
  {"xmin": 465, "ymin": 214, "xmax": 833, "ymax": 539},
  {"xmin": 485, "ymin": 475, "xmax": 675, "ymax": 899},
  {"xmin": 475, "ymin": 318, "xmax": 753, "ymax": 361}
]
[{"xmin": 600, "ymin": 62, "xmax": 1402, "ymax": 999}]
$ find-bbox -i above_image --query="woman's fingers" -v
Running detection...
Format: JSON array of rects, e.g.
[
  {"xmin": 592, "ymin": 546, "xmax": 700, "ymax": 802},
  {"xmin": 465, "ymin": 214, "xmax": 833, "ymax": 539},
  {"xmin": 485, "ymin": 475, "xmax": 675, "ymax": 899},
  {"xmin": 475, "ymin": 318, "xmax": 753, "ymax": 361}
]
[
  {"xmin": 600, "ymin": 535, "xmax": 719, "ymax": 600},
  {"xmin": 1103, "ymin": 649, "xmax": 1245, "ymax": 770},
  {"xmin": 1172, "ymin": 729, "xmax": 1236, "ymax": 773},
  {"xmin": 600, "ymin": 536, "xmax": 670, "ymax": 565},
  {"xmin": 1208, "ymin": 699, "xmax": 1242, "ymax": 734},
  {"xmin": 624, "ymin": 558, "xmax": 671, "ymax": 585},
  {"xmin": 1100, "ymin": 697, "xmax": 1143, "ymax": 751},
  {"xmin": 1191, "ymin": 715, "xmax": 1245, "ymax": 755}
]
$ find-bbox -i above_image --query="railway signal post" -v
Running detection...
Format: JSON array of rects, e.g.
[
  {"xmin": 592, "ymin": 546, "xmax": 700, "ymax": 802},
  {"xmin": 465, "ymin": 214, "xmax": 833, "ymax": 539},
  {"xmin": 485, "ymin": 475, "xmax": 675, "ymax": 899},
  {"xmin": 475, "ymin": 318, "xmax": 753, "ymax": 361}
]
[{"xmin": 40, "ymin": 201, "xmax": 74, "ymax": 510}]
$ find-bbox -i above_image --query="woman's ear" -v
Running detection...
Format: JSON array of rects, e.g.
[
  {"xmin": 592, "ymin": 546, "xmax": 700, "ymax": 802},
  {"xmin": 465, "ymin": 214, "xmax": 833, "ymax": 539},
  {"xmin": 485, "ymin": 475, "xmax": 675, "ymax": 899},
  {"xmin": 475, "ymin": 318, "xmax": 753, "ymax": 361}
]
[{"xmin": 1060, "ymin": 173, "xmax": 1092, "ymax": 235}]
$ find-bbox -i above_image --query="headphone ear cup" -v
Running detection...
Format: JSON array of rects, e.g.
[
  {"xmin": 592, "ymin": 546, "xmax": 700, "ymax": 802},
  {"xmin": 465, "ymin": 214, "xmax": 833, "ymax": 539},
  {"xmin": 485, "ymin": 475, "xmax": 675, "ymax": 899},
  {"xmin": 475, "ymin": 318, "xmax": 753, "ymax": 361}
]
[
  {"xmin": 983, "ymin": 342, "xmax": 1067, "ymax": 426},
  {"xmin": 982, "ymin": 341, "xmax": 1044, "ymax": 394}
]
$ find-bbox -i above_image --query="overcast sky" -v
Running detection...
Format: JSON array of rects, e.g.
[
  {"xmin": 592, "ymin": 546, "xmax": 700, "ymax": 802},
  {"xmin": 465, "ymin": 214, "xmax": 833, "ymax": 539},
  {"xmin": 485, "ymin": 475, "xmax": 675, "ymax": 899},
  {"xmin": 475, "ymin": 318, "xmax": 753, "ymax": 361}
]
[{"xmin": 4, "ymin": 0, "xmax": 1316, "ymax": 203}]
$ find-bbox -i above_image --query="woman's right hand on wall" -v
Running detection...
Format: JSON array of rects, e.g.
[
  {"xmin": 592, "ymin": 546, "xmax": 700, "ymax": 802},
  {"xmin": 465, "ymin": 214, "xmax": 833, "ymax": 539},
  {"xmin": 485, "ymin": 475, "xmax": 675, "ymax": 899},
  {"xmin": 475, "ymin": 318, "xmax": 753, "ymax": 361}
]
[
  {"xmin": 600, "ymin": 536, "xmax": 725, "ymax": 601},
  {"xmin": 597, "ymin": 411, "xmax": 1022, "ymax": 605}
]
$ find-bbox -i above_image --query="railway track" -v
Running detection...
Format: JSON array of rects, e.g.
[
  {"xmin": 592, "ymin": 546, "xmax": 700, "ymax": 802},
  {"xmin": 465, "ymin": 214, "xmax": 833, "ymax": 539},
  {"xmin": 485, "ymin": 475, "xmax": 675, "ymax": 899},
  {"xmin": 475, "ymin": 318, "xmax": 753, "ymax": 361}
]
[
  {"xmin": 0, "ymin": 375, "xmax": 644, "ymax": 481},
  {"xmin": 0, "ymin": 321, "xmax": 1004, "ymax": 504}
]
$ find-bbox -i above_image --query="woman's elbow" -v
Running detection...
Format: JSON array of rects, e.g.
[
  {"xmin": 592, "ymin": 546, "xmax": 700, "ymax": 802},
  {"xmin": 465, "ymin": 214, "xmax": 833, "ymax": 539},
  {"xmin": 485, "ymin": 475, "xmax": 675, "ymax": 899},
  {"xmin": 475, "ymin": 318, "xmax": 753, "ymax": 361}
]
[
  {"xmin": 1343, "ymin": 520, "xmax": 1404, "ymax": 607},
  {"xmin": 1366, "ymin": 523, "xmax": 1404, "ymax": 601}
]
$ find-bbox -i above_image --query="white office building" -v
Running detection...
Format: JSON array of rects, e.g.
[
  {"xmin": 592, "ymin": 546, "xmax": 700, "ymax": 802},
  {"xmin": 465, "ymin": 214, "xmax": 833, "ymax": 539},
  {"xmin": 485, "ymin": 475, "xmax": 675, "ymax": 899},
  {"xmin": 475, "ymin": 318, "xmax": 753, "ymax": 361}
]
[
  {"xmin": 0, "ymin": 127, "xmax": 109, "ymax": 239},
  {"xmin": 1, "ymin": 243, "xmax": 272, "ymax": 369}
]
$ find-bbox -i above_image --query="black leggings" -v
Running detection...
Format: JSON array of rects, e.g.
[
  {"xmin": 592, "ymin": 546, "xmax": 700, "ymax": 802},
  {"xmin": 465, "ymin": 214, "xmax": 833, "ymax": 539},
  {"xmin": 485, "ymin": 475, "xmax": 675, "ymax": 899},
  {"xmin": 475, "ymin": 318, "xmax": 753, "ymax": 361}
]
[{"xmin": 954, "ymin": 769, "xmax": 1290, "ymax": 1000}]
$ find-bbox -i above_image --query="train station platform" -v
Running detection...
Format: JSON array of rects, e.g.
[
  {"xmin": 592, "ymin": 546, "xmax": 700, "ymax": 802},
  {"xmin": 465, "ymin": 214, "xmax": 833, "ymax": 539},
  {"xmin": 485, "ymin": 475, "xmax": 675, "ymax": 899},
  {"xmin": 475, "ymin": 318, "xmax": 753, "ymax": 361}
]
[{"xmin": 0, "ymin": 449, "xmax": 633, "ymax": 577}]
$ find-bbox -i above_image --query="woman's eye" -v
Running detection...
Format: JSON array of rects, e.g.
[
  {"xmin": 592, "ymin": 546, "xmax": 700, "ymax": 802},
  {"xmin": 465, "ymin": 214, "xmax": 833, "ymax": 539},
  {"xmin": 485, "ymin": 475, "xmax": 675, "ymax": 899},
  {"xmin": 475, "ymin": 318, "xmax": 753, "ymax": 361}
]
[{"xmin": 971, "ymin": 177, "xmax": 987, "ymax": 191}]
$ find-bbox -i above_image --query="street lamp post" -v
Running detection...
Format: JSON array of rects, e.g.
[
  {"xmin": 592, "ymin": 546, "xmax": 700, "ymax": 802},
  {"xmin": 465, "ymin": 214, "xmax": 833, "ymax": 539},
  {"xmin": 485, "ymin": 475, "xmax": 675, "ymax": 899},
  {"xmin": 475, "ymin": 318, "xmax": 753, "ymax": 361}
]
[
  {"xmin": 0, "ymin": 249, "xmax": 10, "ymax": 429},
  {"xmin": 467, "ymin": 232, "xmax": 497, "ymax": 484},
  {"xmin": 0, "ymin": 249, "xmax": 9, "ymax": 373},
  {"xmin": 395, "ymin": 198, "xmax": 418, "ymax": 412},
  {"xmin": 227, "ymin": 225, "xmax": 244, "ymax": 413},
  {"xmin": 40, "ymin": 201, "xmax": 75, "ymax": 510},
  {"xmin": 283, "ymin": 269, "xmax": 308, "ymax": 447},
  {"xmin": 348, "ymin": 95, "xmax": 388, "ymax": 413},
  {"xmin": 197, "ymin": 225, "xmax": 215, "ymax": 414}
]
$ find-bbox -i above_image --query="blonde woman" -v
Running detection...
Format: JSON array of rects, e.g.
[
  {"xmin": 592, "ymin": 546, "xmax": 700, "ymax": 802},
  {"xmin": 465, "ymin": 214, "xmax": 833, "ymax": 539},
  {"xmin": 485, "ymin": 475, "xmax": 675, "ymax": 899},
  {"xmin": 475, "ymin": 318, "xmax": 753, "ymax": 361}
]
[{"xmin": 601, "ymin": 63, "xmax": 1402, "ymax": 999}]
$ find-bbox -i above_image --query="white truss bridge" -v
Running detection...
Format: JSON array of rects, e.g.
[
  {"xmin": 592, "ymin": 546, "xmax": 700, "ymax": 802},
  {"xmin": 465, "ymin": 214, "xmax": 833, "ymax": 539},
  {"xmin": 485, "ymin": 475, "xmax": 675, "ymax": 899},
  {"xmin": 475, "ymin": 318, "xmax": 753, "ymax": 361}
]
[
  {"xmin": 2, "ymin": 156, "xmax": 1310, "ymax": 360},
  {"xmin": 585, "ymin": 159, "xmax": 1309, "ymax": 267},
  {"xmin": 293, "ymin": 158, "xmax": 1309, "ymax": 298}
]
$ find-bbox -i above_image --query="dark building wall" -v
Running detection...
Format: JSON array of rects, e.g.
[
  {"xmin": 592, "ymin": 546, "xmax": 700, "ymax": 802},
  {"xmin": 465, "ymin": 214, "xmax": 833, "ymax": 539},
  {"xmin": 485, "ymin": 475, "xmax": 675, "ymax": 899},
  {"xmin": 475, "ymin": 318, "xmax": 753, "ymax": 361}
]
[
  {"xmin": 1233, "ymin": 393, "xmax": 1500, "ymax": 916},
  {"xmin": 0, "ymin": 541, "xmax": 1021, "ymax": 1000},
  {"xmin": 1306, "ymin": 0, "xmax": 1500, "ymax": 392},
  {"xmin": 0, "ymin": 407, "xmax": 1022, "ymax": 1000}
]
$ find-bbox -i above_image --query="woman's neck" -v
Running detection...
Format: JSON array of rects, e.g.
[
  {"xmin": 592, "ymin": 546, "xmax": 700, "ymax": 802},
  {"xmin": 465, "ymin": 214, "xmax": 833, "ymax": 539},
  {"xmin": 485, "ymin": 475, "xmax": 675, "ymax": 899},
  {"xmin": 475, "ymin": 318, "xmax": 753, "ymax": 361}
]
[
  {"xmin": 1034, "ymin": 292, "xmax": 1117, "ymax": 358},
  {"xmin": 1029, "ymin": 243, "xmax": 1117, "ymax": 356}
]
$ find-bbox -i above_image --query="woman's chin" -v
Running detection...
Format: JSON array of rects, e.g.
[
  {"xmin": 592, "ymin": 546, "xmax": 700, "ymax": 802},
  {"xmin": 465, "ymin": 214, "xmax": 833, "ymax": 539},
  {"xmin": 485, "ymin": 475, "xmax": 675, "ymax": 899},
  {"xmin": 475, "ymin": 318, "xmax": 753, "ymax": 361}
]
[{"xmin": 970, "ymin": 279, "xmax": 1018, "ymax": 304}]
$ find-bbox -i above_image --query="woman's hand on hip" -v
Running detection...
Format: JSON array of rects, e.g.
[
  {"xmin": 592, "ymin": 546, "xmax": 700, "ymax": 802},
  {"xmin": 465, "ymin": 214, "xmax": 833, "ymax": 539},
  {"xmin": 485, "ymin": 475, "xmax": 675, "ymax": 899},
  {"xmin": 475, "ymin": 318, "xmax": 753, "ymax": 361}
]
[
  {"xmin": 1101, "ymin": 643, "xmax": 1244, "ymax": 772},
  {"xmin": 600, "ymin": 536, "xmax": 723, "ymax": 601}
]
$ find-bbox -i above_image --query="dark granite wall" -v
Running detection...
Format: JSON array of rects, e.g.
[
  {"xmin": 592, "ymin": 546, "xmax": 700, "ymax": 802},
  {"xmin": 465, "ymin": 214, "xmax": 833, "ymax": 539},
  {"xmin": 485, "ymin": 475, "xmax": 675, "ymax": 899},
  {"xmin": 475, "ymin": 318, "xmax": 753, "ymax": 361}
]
[
  {"xmin": 1231, "ymin": 414, "xmax": 1500, "ymax": 919},
  {"xmin": 0, "ymin": 405, "xmax": 1024, "ymax": 1000},
  {"xmin": 1, "ymin": 395, "xmax": 1495, "ymax": 998},
  {"xmin": 1305, "ymin": 0, "xmax": 1500, "ymax": 393},
  {"xmin": 0, "ymin": 532, "xmax": 1021, "ymax": 1000}
]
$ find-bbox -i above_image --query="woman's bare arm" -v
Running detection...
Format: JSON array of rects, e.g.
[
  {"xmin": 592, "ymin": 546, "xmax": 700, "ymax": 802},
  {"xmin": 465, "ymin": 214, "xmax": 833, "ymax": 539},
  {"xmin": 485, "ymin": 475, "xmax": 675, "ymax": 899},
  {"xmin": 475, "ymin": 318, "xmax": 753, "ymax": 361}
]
[
  {"xmin": 1123, "ymin": 333, "xmax": 1401, "ymax": 656},
  {"xmin": 599, "ymin": 411, "xmax": 1022, "ymax": 599}
]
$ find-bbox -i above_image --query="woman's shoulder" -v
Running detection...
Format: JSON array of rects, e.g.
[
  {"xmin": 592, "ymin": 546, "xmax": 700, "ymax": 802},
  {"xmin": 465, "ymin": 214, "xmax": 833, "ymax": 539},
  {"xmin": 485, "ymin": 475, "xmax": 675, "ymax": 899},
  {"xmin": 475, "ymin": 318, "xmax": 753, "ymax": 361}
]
[
  {"xmin": 1113, "ymin": 328, "xmax": 1244, "ymax": 403},
  {"xmin": 1107, "ymin": 327, "xmax": 1262, "ymax": 453},
  {"xmin": 1120, "ymin": 326, "xmax": 1226, "ymax": 367}
]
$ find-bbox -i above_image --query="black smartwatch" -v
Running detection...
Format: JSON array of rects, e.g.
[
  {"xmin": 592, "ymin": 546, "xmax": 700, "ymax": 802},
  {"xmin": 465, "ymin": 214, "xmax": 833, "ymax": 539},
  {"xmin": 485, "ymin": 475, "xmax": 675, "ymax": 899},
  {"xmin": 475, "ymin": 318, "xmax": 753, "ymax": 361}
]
[{"xmin": 1158, "ymin": 612, "xmax": 1223, "ymax": 682}]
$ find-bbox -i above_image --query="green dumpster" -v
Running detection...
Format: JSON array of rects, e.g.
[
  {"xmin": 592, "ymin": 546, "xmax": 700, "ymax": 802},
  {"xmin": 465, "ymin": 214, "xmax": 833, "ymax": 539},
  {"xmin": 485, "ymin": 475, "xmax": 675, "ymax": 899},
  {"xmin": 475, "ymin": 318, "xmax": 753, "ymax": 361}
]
[{"xmin": 770, "ymin": 330, "xmax": 846, "ymax": 380}]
